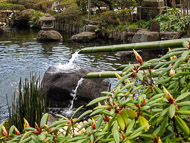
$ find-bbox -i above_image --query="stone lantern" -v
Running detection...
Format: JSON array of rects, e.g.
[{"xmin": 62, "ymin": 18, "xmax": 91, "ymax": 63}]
[
  {"xmin": 40, "ymin": 15, "xmax": 55, "ymax": 30},
  {"xmin": 37, "ymin": 15, "xmax": 63, "ymax": 42}
]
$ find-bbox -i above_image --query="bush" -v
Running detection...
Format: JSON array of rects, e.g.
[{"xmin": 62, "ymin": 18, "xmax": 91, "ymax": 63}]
[
  {"xmin": 1, "ymin": 41, "xmax": 190, "ymax": 142},
  {"xmin": 55, "ymin": 3, "xmax": 84, "ymax": 25}
]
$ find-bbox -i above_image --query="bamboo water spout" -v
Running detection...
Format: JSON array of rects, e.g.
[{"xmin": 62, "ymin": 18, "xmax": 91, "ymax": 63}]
[{"xmin": 79, "ymin": 38, "xmax": 190, "ymax": 54}]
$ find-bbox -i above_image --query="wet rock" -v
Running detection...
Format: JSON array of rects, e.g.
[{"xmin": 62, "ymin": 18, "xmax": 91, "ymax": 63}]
[
  {"xmin": 41, "ymin": 66, "xmax": 110, "ymax": 107},
  {"xmin": 71, "ymin": 32, "xmax": 96, "ymax": 42},
  {"xmin": 132, "ymin": 29, "xmax": 160, "ymax": 43},
  {"xmin": 37, "ymin": 30, "xmax": 63, "ymax": 42}
]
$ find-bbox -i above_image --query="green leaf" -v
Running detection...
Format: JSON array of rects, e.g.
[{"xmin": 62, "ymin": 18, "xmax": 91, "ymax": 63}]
[
  {"xmin": 40, "ymin": 113, "xmax": 48, "ymax": 127},
  {"xmin": 78, "ymin": 110, "xmax": 92, "ymax": 120},
  {"xmin": 175, "ymin": 92, "xmax": 190, "ymax": 102},
  {"xmin": 136, "ymin": 72, "xmax": 144, "ymax": 81},
  {"xmin": 129, "ymin": 126, "xmax": 148, "ymax": 139},
  {"xmin": 72, "ymin": 105, "xmax": 84, "ymax": 118},
  {"xmin": 140, "ymin": 106, "xmax": 150, "ymax": 111},
  {"xmin": 96, "ymin": 116, "xmax": 103, "ymax": 129},
  {"xmin": 9, "ymin": 125, "xmax": 15, "ymax": 135},
  {"xmin": 177, "ymin": 110, "xmax": 190, "ymax": 115},
  {"xmin": 31, "ymin": 135, "xmax": 40, "ymax": 143},
  {"xmin": 113, "ymin": 130, "xmax": 120, "ymax": 143},
  {"xmin": 156, "ymin": 77, "xmax": 171, "ymax": 85},
  {"xmin": 68, "ymin": 136, "xmax": 88, "ymax": 142},
  {"xmin": 118, "ymin": 99, "xmax": 131, "ymax": 106},
  {"xmin": 125, "ymin": 119, "xmax": 135, "ymax": 136},
  {"xmin": 158, "ymin": 117, "xmax": 168, "ymax": 137},
  {"xmin": 169, "ymin": 104, "xmax": 175, "ymax": 118},
  {"xmin": 177, "ymin": 101, "xmax": 190, "ymax": 106},
  {"xmin": 87, "ymin": 96, "xmax": 109, "ymax": 107},
  {"xmin": 117, "ymin": 114, "xmax": 125, "ymax": 131}
]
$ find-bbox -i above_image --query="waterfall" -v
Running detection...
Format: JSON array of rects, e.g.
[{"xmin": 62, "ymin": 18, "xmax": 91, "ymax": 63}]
[
  {"xmin": 64, "ymin": 78, "xmax": 84, "ymax": 115},
  {"xmin": 56, "ymin": 51, "xmax": 79, "ymax": 70}
]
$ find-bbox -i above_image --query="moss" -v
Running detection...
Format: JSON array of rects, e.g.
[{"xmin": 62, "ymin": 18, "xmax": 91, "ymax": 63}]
[{"xmin": 0, "ymin": 3, "xmax": 25, "ymax": 10}]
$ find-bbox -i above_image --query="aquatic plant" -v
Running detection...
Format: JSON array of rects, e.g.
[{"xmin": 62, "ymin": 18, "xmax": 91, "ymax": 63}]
[
  {"xmin": 6, "ymin": 73, "xmax": 46, "ymax": 131},
  {"xmin": 1, "ymin": 41, "xmax": 190, "ymax": 142}
]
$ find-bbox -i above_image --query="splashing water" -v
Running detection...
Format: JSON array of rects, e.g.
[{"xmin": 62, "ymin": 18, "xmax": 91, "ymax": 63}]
[
  {"xmin": 56, "ymin": 51, "xmax": 79, "ymax": 70},
  {"xmin": 64, "ymin": 78, "xmax": 84, "ymax": 115}
]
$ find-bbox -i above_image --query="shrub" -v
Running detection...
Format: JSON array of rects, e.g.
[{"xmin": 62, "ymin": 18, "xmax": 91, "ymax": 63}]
[{"xmin": 1, "ymin": 40, "xmax": 190, "ymax": 142}]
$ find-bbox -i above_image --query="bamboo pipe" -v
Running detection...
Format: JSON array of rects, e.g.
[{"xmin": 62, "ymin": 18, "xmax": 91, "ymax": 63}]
[
  {"xmin": 84, "ymin": 71, "xmax": 122, "ymax": 78},
  {"xmin": 79, "ymin": 38, "xmax": 190, "ymax": 54}
]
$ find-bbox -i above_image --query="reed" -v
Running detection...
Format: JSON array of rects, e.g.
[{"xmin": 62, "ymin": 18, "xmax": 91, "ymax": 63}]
[{"xmin": 6, "ymin": 72, "xmax": 46, "ymax": 131}]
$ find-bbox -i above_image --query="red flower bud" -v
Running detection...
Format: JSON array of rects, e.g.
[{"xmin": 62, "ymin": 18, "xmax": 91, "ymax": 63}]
[
  {"xmin": 103, "ymin": 115, "xmax": 110, "ymax": 122},
  {"xmin": 131, "ymin": 69, "xmax": 136, "ymax": 78},
  {"xmin": 133, "ymin": 49, "xmax": 143, "ymax": 65},
  {"xmin": 24, "ymin": 118, "xmax": 30, "ymax": 128},
  {"xmin": 92, "ymin": 119, "xmax": 96, "ymax": 130},
  {"xmin": 163, "ymin": 86, "xmax": 175, "ymax": 104},
  {"xmin": 2, "ymin": 126, "xmax": 8, "ymax": 138},
  {"xmin": 15, "ymin": 127, "xmax": 21, "ymax": 135},
  {"xmin": 134, "ymin": 65, "xmax": 139, "ymax": 72}
]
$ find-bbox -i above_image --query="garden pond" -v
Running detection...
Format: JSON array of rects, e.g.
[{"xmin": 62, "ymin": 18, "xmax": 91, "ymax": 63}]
[{"xmin": 0, "ymin": 28, "xmax": 163, "ymax": 123}]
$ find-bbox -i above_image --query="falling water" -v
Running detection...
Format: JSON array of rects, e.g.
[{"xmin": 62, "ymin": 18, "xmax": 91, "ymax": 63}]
[
  {"xmin": 56, "ymin": 51, "xmax": 79, "ymax": 70},
  {"xmin": 64, "ymin": 78, "xmax": 84, "ymax": 115}
]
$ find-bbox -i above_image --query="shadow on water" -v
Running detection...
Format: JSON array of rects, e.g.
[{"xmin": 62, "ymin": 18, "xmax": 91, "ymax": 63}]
[{"xmin": 0, "ymin": 28, "xmax": 164, "ymax": 123}]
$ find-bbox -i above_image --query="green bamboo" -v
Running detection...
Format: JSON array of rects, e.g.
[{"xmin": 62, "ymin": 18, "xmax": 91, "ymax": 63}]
[
  {"xmin": 84, "ymin": 71, "xmax": 122, "ymax": 78},
  {"xmin": 79, "ymin": 38, "xmax": 190, "ymax": 54}
]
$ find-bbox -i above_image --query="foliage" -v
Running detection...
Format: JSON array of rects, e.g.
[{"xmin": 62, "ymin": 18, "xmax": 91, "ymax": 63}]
[
  {"xmin": 6, "ymin": 73, "xmax": 46, "ymax": 132},
  {"xmin": 154, "ymin": 8, "xmax": 190, "ymax": 32},
  {"xmin": 33, "ymin": 1, "xmax": 53, "ymax": 12},
  {"xmin": 55, "ymin": 3, "xmax": 84, "ymax": 25},
  {"xmin": 0, "ymin": 3, "xmax": 25, "ymax": 10},
  {"xmin": 1, "ymin": 40, "xmax": 190, "ymax": 142},
  {"xmin": 29, "ymin": 10, "xmax": 44, "ymax": 28}
]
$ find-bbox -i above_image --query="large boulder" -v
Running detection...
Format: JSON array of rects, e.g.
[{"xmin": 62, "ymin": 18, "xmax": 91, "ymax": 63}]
[
  {"xmin": 132, "ymin": 29, "xmax": 160, "ymax": 43},
  {"xmin": 41, "ymin": 66, "xmax": 110, "ymax": 107},
  {"xmin": 37, "ymin": 30, "xmax": 63, "ymax": 42},
  {"xmin": 71, "ymin": 32, "xmax": 96, "ymax": 42}
]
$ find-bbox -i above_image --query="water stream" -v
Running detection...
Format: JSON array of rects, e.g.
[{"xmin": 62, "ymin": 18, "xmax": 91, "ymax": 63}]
[
  {"xmin": 56, "ymin": 51, "xmax": 79, "ymax": 70},
  {"xmin": 65, "ymin": 78, "xmax": 84, "ymax": 115}
]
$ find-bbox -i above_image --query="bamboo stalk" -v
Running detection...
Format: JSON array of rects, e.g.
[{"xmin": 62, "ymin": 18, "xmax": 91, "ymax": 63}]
[
  {"xmin": 79, "ymin": 38, "xmax": 190, "ymax": 54},
  {"xmin": 84, "ymin": 71, "xmax": 122, "ymax": 78}
]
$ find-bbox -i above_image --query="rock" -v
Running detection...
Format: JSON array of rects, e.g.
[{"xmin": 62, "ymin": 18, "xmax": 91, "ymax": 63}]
[
  {"xmin": 150, "ymin": 20, "xmax": 160, "ymax": 32},
  {"xmin": 71, "ymin": 32, "xmax": 96, "ymax": 42},
  {"xmin": 41, "ymin": 66, "xmax": 110, "ymax": 107},
  {"xmin": 86, "ymin": 25, "xmax": 98, "ymax": 32},
  {"xmin": 116, "ymin": 50, "xmax": 142, "ymax": 61},
  {"xmin": 160, "ymin": 31, "xmax": 180, "ymax": 40},
  {"xmin": 132, "ymin": 29, "xmax": 160, "ymax": 43},
  {"xmin": 14, "ymin": 9, "xmax": 35, "ymax": 27},
  {"xmin": 37, "ymin": 30, "xmax": 63, "ymax": 42}
]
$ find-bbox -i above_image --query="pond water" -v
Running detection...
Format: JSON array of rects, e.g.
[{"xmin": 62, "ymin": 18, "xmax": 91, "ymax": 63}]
[{"xmin": 0, "ymin": 28, "xmax": 162, "ymax": 123}]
